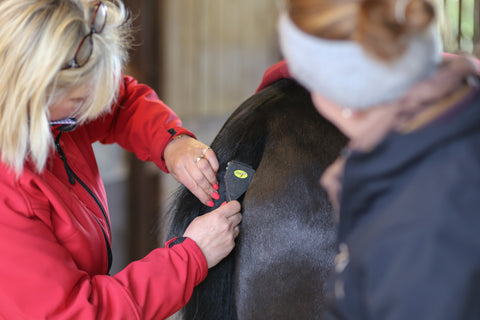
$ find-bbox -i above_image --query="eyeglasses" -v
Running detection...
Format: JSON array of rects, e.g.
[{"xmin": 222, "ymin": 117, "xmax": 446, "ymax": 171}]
[{"xmin": 62, "ymin": 2, "xmax": 107, "ymax": 70}]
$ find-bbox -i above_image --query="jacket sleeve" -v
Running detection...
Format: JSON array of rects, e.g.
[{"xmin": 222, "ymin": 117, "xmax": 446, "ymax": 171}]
[
  {"xmin": 0, "ymin": 177, "xmax": 208, "ymax": 320},
  {"xmin": 85, "ymin": 75, "xmax": 196, "ymax": 172}
]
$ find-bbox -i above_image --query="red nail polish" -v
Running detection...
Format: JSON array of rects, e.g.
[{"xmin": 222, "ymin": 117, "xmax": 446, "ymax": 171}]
[
  {"xmin": 207, "ymin": 200, "xmax": 214, "ymax": 207},
  {"xmin": 211, "ymin": 192, "xmax": 220, "ymax": 200},
  {"xmin": 220, "ymin": 201, "xmax": 227, "ymax": 207},
  {"xmin": 213, "ymin": 184, "xmax": 219, "ymax": 191}
]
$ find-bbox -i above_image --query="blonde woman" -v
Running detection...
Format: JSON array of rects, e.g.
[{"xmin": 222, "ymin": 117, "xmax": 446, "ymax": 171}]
[
  {"xmin": 0, "ymin": 0, "xmax": 241, "ymax": 318},
  {"xmin": 279, "ymin": 0, "xmax": 480, "ymax": 318}
]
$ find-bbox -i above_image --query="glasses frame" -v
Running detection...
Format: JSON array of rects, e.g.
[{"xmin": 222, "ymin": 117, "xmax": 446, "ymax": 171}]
[{"xmin": 62, "ymin": 2, "xmax": 107, "ymax": 70}]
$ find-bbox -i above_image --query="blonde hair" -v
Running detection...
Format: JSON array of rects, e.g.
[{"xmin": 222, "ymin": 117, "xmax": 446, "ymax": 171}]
[
  {"xmin": 289, "ymin": 0, "xmax": 435, "ymax": 60},
  {"xmin": 0, "ymin": 0, "xmax": 131, "ymax": 174}
]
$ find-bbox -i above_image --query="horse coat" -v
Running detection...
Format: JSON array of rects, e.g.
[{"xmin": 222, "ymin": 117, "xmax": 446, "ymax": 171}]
[{"xmin": 168, "ymin": 75, "xmax": 347, "ymax": 320}]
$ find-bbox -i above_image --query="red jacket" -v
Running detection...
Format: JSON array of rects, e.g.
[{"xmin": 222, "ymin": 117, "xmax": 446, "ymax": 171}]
[
  {"xmin": 0, "ymin": 76, "xmax": 208, "ymax": 319},
  {"xmin": 256, "ymin": 60, "xmax": 290, "ymax": 93}
]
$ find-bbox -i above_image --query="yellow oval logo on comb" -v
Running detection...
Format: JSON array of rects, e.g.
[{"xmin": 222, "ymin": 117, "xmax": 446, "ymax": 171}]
[{"xmin": 234, "ymin": 170, "xmax": 248, "ymax": 179}]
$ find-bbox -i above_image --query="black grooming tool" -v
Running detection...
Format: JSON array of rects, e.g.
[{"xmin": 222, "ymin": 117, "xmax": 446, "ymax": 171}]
[{"xmin": 224, "ymin": 160, "xmax": 256, "ymax": 202}]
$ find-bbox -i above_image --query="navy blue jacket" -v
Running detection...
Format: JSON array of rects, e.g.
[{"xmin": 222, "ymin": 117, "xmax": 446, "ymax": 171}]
[{"xmin": 326, "ymin": 84, "xmax": 480, "ymax": 320}]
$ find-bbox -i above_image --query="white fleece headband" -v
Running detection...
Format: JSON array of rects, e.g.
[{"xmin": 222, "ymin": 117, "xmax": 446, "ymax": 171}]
[{"xmin": 278, "ymin": 12, "xmax": 442, "ymax": 110}]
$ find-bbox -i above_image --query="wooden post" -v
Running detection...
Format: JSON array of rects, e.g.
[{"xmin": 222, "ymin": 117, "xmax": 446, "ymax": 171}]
[
  {"xmin": 122, "ymin": 0, "xmax": 164, "ymax": 261},
  {"xmin": 457, "ymin": 0, "xmax": 463, "ymax": 50},
  {"xmin": 474, "ymin": 0, "xmax": 480, "ymax": 57}
]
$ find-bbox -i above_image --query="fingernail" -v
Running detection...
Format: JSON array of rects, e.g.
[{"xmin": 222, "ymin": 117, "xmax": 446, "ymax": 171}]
[
  {"xmin": 213, "ymin": 183, "xmax": 219, "ymax": 191},
  {"xmin": 220, "ymin": 201, "xmax": 227, "ymax": 207},
  {"xmin": 211, "ymin": 192, "xmax": 220, "ymax": 200},
  {"xmin": 207, "ymin": 200, "xmax": 214, "ymax": 207}
]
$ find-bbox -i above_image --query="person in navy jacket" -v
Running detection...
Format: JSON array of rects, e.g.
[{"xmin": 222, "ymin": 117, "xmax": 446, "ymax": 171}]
[{"xmin": 279, "ymin": 0, "xmax": 480, "ymax": 319}]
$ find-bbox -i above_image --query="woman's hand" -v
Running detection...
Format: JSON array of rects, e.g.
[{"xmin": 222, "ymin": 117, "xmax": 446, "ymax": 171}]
[
  {"xmin": 164, "ymin": 135, "xmax": 220, "ymax": 207},
  {"xmin": 183, "ymin": 201, "xmax": 242, "ymax": 268}
]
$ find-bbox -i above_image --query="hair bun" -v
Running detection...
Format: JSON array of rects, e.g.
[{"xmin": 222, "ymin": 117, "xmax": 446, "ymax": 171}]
[
  {"xmin": 398, "ymin": 0, "xmax": 435, "ymax": 31},
  {"xmin": 356, "ymin": 0, "xmax": 435, "ymax": 60}
]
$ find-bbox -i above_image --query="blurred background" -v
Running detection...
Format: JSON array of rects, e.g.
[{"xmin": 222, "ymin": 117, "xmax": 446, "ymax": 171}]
[{"xmin": 94, "ymin": 0, "xmax": 480, "ymax": 274}]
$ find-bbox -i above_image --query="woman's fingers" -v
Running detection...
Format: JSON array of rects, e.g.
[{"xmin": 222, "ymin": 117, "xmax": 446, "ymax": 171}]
[
  {"xmin": 197, "ymin": 148, "xmax": 219, "ymax": 186},
  {"xmin": 164, "ymin": 136, "xmax": 220, "ymax": 206},
  {"xmin": 188, "ymin": 160, "xmax": 219, "ymax": 206},
  {"xmin": 182, "ymin": 200, "xmax": 242, "ymax": 268}
]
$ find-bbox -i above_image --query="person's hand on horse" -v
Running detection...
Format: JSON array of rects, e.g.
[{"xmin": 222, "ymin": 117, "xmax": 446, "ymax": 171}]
[
  {"xmin": 183, "ymin": 201, "xmax": 242, "ymax": 268},
  {"xmin": 164, "ymin": 135, "xmax": 220, "ymax": 207}
]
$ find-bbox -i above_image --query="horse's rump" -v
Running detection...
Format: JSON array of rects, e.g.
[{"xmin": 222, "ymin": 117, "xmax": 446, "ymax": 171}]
[{"xmin": 168, "ymin": 78, "xmax": 346, "ymax": 319}]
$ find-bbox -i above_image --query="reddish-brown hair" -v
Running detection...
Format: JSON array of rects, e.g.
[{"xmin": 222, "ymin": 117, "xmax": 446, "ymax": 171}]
[{"xmin": 289, "ymin": 0, "xmax": 435, "ymax": 61}]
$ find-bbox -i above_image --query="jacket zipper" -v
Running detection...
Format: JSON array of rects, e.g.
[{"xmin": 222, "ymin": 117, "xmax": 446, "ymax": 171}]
[{"xmin": 55, "ymin": 132, "xmax": 113, "ymax": 274}]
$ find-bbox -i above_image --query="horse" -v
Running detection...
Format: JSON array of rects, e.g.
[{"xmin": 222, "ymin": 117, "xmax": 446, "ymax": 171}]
[{"xmin": 167, "ymin": 77, "xmax": 347, "ymax": 319}]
